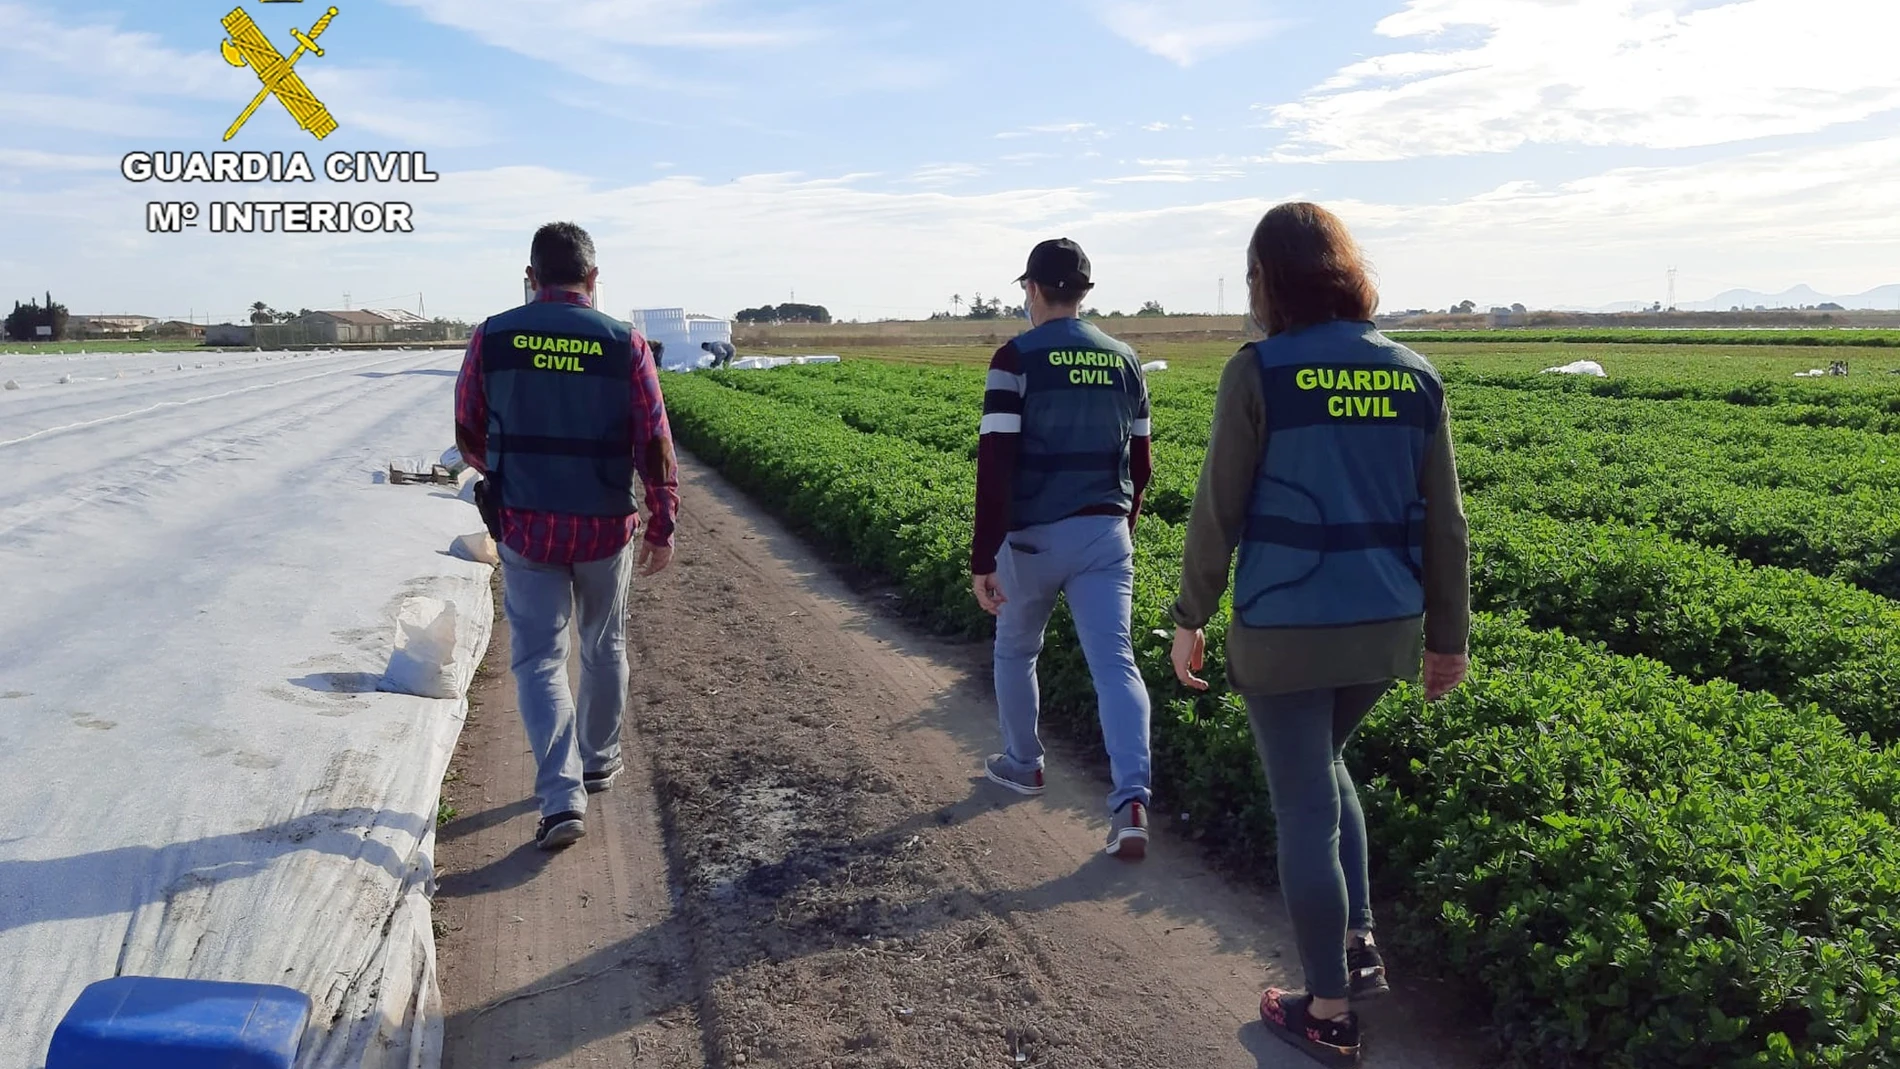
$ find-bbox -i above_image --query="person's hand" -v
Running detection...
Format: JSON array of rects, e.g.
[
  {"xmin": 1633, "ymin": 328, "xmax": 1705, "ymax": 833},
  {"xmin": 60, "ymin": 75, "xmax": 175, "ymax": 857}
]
[
  {"xmin": 1171, "ymin": 627, "xmax": 1209, "ymax": 691},
  {"xmin": 1424, "ymin": 651, "xmax": 1469, "ymax": 701},
  {"xmin": 637, "ymin": 539, "xmax": 674, "ymax": 577},
  {"xmin": 972, "ymin": 573, "xmax": 1007, "ymax": 615}
]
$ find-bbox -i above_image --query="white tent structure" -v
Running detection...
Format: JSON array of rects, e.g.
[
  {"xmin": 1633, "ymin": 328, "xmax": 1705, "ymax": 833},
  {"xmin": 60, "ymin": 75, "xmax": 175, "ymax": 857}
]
[{"xmin": 629, "ymin": 308, "xmax": 733, "ymax": 370}]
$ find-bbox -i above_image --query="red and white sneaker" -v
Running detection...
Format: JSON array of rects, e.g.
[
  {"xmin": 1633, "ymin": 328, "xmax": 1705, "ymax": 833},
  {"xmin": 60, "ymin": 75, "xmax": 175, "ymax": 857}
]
[{"xmin": 1105, "ymin": 800, "xmax": 1149, "ymax": 858}]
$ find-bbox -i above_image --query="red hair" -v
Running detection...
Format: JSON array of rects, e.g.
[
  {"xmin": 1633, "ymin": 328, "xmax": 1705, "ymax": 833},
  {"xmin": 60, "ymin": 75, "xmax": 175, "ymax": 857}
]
[{"xmin": 1247, "ymin": 202, "xmax": 1378, "ymax": 335}]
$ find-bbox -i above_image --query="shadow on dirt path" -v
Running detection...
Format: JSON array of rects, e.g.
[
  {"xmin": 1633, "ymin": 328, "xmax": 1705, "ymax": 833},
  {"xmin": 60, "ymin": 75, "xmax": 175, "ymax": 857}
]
[{"xmin": 435, "ymin": 450, "xmax": 1487, "ymax": 1069}]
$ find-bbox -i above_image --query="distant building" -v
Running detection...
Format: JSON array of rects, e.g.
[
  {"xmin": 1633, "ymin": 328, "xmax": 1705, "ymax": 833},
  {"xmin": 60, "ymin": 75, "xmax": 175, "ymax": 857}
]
[
  {"xmin": 71, "ymin": 314, "xmax": 159, "ymax": 336},
  {"xmin": 209, "ymin": 308, "xmax": 466, "ymax": 348},
  {"xmin": 364, "ymin": 308, "xmax": 430, "ymax": 326},
  {"xmin": 206, "ymin": 323, "xmax": 255, "ymax": 346},
  {"xmin": 290, "ymin": 310, "xmax": 397, "ymax": 344}
]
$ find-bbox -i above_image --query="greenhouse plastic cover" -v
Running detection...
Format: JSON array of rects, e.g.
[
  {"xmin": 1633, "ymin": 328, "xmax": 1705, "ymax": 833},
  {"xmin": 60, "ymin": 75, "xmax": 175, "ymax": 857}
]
[{"xmin": 0, "ymin": 347, "xmax": 493, "ymax": 1069}]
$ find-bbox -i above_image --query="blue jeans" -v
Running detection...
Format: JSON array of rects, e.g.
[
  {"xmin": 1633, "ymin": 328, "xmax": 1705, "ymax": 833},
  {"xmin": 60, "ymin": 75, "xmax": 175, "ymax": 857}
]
[
  {"xmin": 991, "ymin": 514, "xmax": 1153, "ymax": 814},
  {"xmin": 500, "ymin": 542, "xmax": 634, "ymax": 820},
  {"xmin": 1244, "ymin": 683, "xmax": 1389, "ymax": 999}
]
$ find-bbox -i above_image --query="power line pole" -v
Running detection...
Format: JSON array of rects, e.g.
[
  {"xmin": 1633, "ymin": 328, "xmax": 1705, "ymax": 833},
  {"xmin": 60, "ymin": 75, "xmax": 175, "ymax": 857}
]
[
  {"xmin": 1667, "ymin": 268, "xmax": 1677, "ymax": 312},
  {"xmin": 344, "ymin": 292, "xmax": 352, "ymax": 311},
  {"xmin": 1218, "ymin": 277, "xmax": 1225, "ymax": 316}
]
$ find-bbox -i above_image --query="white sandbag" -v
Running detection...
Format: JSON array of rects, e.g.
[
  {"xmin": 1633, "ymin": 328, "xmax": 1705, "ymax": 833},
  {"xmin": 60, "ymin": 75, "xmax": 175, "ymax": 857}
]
[
  {"xmin": 3, "ymin": 380, "xmax": 17, "ymax": 390},
  {"xmin": 449, "ymin": 531, "xmax": 500, "ymax": 565},
  {"xmin": 1540, "ymin": 359, "xmax": 1607, "ymax": 377},
  {"xmin": 378, "ymin": 597, "xmax": 463, "ymax": 699},
  {"xmin": 1141, "ymin": 360, "xmax": 1169, "ymax": 372},
  {"xmin": 57, "ymin": 374, "xmax": 72, "ymax": 384},
  {"xmin": 438, "ymin": 446, "xmax": 466, "ymax": 472}
]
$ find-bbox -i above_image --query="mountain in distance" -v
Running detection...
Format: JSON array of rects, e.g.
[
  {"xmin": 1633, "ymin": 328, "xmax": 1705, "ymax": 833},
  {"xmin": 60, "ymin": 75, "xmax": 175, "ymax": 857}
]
[
  {"xmin": 1581, "ymin": 284, "xmax": 1900, "ymax": 312},
  {"xmin": 1686, "ymin": 284, "xmax": 1900, "ymax": 311}
]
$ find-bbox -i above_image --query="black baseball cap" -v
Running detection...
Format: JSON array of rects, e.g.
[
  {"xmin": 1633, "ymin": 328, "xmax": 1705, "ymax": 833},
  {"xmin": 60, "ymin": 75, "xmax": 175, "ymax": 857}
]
[{"xmin": 1016, "ymin": 238, "xmax": 1092, "ymax": 293}]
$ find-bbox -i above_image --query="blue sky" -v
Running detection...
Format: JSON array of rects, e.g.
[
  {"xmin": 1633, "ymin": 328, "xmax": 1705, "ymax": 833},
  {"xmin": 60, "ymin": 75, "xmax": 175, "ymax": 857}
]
[{"xmin": 1, "ymin": 0, "xmax": 1897, "ymax": 323}]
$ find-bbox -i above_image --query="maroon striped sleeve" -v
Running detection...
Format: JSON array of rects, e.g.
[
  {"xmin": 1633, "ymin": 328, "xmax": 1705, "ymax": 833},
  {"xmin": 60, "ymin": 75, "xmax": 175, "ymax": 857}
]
[{"xmin": 970, "ymin": 341, "xmax": 1023, "ymax": 575}]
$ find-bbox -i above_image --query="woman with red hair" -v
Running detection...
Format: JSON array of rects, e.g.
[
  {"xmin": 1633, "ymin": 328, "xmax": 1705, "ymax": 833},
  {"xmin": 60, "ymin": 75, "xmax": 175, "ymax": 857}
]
[{"xmin": 1169, "ymin": 202, "xmax": 1472, "ymax": 1065}]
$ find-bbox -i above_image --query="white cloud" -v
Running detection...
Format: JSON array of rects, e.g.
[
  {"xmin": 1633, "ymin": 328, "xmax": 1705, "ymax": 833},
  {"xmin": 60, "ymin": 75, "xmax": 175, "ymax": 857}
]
[
  {"xmin": 0, "ymin": 3, "xmax": 490, "ymax": 144},
  {"xmin": 1268, "ymin": 0, "xmax": 1900, "ymax": 160},
  {"xmin": 299, "ymin": 68, "xmax": 496, "ymax": 148},
  {"xmin": 994, "ymin": 122, "xmax": 1105, "ymax": 141},
  {"xmin": 383, "ymin": 0, "xmax": 824, "ymax": 85},
  {"xmin": 906, "ymin": 163, "xmax": 988, "ymax": 188},
  {"xmin": 0, "ymin": 149, "xmax": 115, "ymax": 172},
  {"xmin": 1098, "ymin": 0, "xmax": 1289, "ymax": 67},
  {"xmin": 5, "ymin": 124, "xmax": 1898, "ymax": 321},
  {"xmin": 1337, "ymin": 135, "xmax": 1900, "ymax": 306}
]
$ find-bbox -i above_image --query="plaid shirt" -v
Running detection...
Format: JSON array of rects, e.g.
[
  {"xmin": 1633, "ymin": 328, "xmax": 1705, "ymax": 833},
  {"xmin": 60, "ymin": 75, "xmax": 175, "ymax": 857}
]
[{"xmin": 454, "ymin": 288, "xmax": 679, "ymax": 564}]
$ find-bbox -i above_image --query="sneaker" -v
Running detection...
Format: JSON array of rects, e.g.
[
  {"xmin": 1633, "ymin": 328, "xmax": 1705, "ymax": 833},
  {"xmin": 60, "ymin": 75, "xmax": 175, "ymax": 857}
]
[
  {"xmin": 1260, "ymin": 989, "xmax": 1360, "ymax": 1067},
  {"xmin": 584, "ymin": 760, "xmax": 624, "ymax": 794},
  {"xmin": 535, "ymin": 811, "xmax": 585, "ymax": 850},
  {"xmin": 1348, "ymin": 936, "xmax": 1389, "ymax": 1000},
  {"xmin": 983, "ymin": 754, "xmax": 1045, "ymax": 796},
  {"xmin": 1105, "ymin": 800, "xmax": 1149, "ymax": 859}
]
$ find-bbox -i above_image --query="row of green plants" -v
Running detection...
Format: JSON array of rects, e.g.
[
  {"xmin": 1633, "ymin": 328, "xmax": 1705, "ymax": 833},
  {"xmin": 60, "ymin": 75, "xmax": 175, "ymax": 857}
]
[
  {"xmin": 1450, "ymin": 367, "xmax": 1900, "ymax": 425},
  {"xmin": 1389, "ymin": 328, "xmax": 1900, "ymax": 347},
  {"xmin": 1465, "ymin": 501, "xmax": 1900, "ymax": 742},
  {"xmin": 664, "ymin": 370, "xmax": 1900, "ymax": 1067},
  {"xmin": 694, "ymin": 368, "xmax": 1900, "ymax": 734},
  {"xmin": 699, "ymin": 364, "xmax": 1900, "ymax": 603},
  {"xmin": 1147, "ymin": 378, "xmax": 1900, "ymax": 598}
]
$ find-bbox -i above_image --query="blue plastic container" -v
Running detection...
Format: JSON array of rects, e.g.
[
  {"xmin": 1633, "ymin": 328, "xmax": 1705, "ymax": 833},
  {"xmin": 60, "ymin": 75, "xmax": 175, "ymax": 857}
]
[{"xmin": 47, "ymin": 977, "xmax": 311, "ymax": 1069}]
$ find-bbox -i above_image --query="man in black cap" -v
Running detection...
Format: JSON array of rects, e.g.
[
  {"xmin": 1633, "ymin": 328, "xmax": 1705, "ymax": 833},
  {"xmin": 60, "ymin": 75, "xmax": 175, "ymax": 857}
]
[{"xmin": 969, "ymin": 237, "xmax": 1156, "ymax": 858}]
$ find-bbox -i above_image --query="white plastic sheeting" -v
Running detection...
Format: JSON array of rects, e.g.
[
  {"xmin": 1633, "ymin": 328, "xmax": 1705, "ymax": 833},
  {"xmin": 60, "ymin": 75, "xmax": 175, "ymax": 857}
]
[
  {"xmin": 0, "ymin": 347, "xmax": 491, "ymax": 1069},
  {"xmin": 726, "ymin": 354, "xmax": 841, "ymax": 371},
  {"xmin": 1141, "ymin": 360, "xmax": 1168, "ymax": 373},
  {"xmin": 1541, "ymin": 359, "xmax": 1608, "ymax": 377}
]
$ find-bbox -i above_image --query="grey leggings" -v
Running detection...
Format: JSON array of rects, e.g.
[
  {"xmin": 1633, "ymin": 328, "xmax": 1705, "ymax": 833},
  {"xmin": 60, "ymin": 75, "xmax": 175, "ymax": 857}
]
[{"xmin": 1244, "ymin": 682, "xmax": 1391, "ymax": 1000}]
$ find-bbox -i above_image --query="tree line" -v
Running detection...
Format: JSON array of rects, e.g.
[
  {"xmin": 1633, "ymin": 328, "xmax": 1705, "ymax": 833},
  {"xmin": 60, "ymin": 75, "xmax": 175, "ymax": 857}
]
[
  {"xmin": 5, "ymin": 293, "xmax": 70, "ymax": 341},
  {"xmin": 735, "ymin": 302, "xmax": 832, "ymax": 324}
]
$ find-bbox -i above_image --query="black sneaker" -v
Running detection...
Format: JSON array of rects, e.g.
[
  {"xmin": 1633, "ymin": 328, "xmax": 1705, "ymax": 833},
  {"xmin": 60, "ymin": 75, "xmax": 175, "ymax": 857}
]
[
  {"xmin": 1348, "ymin": 936, "xmax": 1389, "ymax": 1000},
  {"xmin": 1260, "ymin": 988, "xmax": 1359, "ymax": 1067},
  {"xmin": 584, "ymin": 760, "xmax": 624, "ymax": 794},
  {"xmin": 535, "ymin": 811, "xmax": 585, "ymax": 850}
]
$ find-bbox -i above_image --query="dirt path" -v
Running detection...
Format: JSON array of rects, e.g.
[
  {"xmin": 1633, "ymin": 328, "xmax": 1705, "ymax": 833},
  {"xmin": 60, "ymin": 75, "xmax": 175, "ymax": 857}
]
[{"xmin": 435, "ymin": 453, "xmax": 1483, "ymax": 1069}]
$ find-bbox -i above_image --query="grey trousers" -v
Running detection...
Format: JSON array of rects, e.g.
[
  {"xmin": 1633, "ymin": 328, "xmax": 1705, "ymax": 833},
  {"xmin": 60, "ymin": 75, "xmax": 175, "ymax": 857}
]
[
  {"xmin": 499, "ymin": 542, "xmax": 633, "ymax": 820},
  {"xmin": 1244, "ymin": 682, "xmax": 1390, "ymax": 999}
]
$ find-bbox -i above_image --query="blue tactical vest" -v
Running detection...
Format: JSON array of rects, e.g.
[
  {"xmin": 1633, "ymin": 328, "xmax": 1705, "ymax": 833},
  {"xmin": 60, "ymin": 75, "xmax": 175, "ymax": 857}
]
[
  {"xmin": 1232, "ymin": 319, "xmax": 1445, "ymax": 629},
  {"xmin": 1011, "ymin": 318, "xmax": 1146, "ymax": 529},
  {"xmin": 479, "ymin": 300, "xmax": 638, "ymax": 517}
]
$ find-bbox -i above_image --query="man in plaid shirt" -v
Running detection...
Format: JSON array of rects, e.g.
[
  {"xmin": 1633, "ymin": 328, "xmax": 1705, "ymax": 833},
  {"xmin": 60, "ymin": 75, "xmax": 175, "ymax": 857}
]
[{"xmin": 455, "ymin": 221, "xmax": 679, "ymax": 850}]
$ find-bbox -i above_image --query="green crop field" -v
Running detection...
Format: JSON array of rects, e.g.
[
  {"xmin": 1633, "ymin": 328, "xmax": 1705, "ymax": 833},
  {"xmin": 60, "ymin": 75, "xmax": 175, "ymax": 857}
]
[
  {"xmin": 661, "ymin": 340, "xmax": 1900, "ymax": 1066},
  {"xmin": 1390, "ymin": 327, "xmax": 1900, "ymax": 347},
  {"xmin": 0, "ymin": 339, "xmax": 210, "ymax": 355}
]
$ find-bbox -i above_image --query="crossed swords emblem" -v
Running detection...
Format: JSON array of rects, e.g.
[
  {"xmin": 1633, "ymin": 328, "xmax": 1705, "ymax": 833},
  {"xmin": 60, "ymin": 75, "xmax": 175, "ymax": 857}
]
[{"xmin": 219, "ymin": 6, "xmax": 341, "ymax": 142}]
